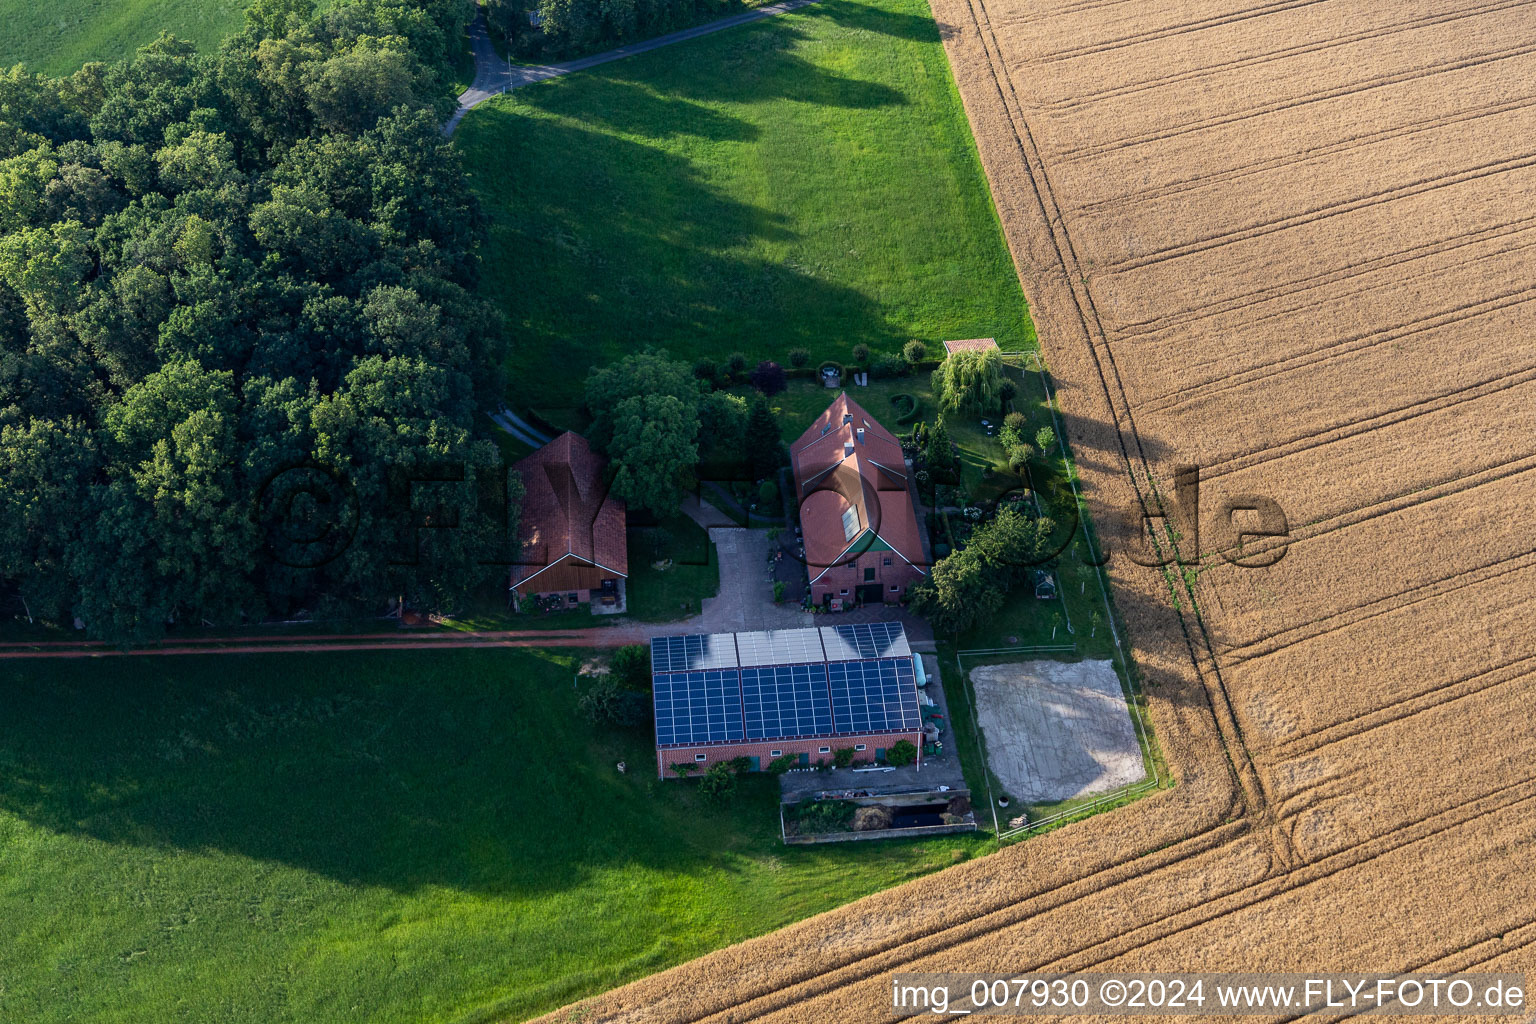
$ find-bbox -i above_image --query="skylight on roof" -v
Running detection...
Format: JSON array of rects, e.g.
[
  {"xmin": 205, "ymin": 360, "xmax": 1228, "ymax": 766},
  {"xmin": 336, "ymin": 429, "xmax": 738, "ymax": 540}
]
[{"xmin": 841, "ymin": 506, "xmax": 859, "ymax": 541}]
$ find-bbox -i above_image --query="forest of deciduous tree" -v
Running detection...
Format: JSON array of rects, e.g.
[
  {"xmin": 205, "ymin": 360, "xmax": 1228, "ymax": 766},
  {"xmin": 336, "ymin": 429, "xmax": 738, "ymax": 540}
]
[{"xmin": 0, "ymin": 0, "xmax": 517, "ymax": 643}]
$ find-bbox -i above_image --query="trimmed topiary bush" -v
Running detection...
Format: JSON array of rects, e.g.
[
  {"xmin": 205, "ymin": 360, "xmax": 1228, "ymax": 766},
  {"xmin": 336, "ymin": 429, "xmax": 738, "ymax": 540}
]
[
  {"xmin": 903, "ymin": 339, "xmax": 927, "ymax": 364},
  {"xmin": 890, "ymin": 393, "xmax": 920, "ymax": 424}
]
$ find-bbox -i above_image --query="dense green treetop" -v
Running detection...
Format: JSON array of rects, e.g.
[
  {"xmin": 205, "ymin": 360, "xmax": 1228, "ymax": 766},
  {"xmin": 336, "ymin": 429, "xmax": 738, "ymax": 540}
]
[
  {"xmin": 0, "ymin": 0, "xmax": 507, "ymax": 642},
  {"xmin": 932, "ymin": 347, "xmax": 1004, "ymax": 417}
]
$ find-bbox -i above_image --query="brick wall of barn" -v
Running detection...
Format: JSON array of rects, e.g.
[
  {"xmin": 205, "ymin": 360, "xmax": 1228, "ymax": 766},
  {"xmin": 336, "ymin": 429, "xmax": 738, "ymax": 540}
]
[{"xmin": 655, "ymin": 730, "xmax": 922, "ymax": 778}]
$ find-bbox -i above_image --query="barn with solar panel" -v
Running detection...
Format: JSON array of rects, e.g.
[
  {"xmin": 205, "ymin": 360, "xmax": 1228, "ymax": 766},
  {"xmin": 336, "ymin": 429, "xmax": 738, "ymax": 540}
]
[{"xmin": 651, "ymin": 623, "xmax": 925, "ymax": 777}]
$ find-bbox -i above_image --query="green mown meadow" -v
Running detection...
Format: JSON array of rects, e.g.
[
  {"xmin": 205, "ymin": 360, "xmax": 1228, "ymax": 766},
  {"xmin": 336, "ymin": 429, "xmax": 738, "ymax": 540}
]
[
  {"xmin": 0, "ymin": 649, "xmax": 986, "ymax": 1022},
  {"xmin": 0, "ymin": 0, "xmax": 251, "ymax": 76},
  {"xmin": 457, "ymin": 0, "xmax": 1034, "ymax": 419}
]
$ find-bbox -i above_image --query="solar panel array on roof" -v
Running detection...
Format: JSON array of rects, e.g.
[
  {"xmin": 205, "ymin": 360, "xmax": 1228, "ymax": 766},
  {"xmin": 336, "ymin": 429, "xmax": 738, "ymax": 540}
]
[
  {"xmin": 741, "ymin": 664, "xmax": 833, "ymax": 739},
  {"xmin": 651, "ymin": 625, "xmax": 918, "ymax": 748},
  {"xmin": 734, "ymin": 628, "xmax": 825, "ymax": 668},
  {"xmin": 651, "ymin": 633, "xmax": 738, "ymax": 673},
  {"xmin": 653, "ymin": 670, "xmax": 744, "ymax": 745},
  {"xmin": 820, "ymin": 622, "xmax": 910, "ymax": 661},
  {"xmin": 827, "ymin": 658, "xmax": 920, "ymax": 735}
]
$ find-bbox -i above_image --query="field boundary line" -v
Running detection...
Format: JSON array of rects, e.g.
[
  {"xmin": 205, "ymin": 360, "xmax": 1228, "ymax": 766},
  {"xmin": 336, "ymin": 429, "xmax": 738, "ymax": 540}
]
[{"xmin": 959, "ymin": 0, "xmax": 1266, "ymax": 812}]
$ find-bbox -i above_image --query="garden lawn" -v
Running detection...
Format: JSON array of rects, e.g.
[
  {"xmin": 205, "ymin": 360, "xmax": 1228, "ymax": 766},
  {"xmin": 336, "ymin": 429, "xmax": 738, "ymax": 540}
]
[
  {"xmin": 0, "ymin": 649, "xmax": 987, "ymax": 1024},
  {"xmin": 762, "ymin": 376, "xmax": 1014, "ymax": 497},
  {"xmin": 455, "ymin": 0, "xmax": 1033, "ymax": 420},
  {"xmin": 626, "ymin": 515, "xmax": 720, "ymax": 620},
  {"xmin": 0, "ymin": 0, "xmax": 250, "ymax": 76}
]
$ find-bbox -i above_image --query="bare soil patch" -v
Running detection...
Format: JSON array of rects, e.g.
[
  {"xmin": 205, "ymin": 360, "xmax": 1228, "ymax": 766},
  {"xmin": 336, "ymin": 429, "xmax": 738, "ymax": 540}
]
[{"xmin": 970, "ymin": 660, "xmax": 1143, "ymax": 805}]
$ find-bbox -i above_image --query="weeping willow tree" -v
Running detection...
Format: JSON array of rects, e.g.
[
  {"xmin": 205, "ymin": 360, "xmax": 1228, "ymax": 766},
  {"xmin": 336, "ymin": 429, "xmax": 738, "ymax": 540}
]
[{"xmin": 933, "ymin": 347, "xmax": 1005, "ymax": 416}]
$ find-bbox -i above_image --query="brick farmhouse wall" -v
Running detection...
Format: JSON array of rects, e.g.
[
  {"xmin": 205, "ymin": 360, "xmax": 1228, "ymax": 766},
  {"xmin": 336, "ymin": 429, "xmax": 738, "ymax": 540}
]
[
  {"xmin": 655, "ymin": 730, "xmax": 921, "ymax": 778},
  {"xmin": 810, "ymin": 548, "xmax": 924, "ymax": 605}
]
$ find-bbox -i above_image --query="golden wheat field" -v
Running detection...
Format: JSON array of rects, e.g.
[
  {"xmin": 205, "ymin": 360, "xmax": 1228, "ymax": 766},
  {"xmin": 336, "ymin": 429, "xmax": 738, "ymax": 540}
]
[{"xmin": 534, "ymin": 0, "xmax": 1536, "ymax": 1020}]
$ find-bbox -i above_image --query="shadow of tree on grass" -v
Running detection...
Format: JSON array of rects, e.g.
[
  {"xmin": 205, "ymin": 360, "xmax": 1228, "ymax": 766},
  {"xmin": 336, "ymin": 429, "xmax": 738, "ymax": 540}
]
[{"xmin": 0, "ymin": 649, "xmax": 817, "ymax": 896}]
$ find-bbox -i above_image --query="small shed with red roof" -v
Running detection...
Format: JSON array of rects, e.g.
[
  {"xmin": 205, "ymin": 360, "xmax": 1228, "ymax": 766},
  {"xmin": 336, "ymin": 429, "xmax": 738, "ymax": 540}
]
[
  {"xmin": 790, "ymin": 393, "xmax": 926, "ymax": 607},
  {"xmin": 509, "ymin": 432, "xmax": 628, "ymax": 610},
  {"xmin": 942, "ymin": 337, "xmax": 999, "ymax": 357}
]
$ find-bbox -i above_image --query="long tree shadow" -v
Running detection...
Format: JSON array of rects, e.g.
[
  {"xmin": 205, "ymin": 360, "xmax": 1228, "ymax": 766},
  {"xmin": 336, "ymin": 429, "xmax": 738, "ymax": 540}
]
[
  {"xmin": 459, "ymin": 102, "xmax": 914, "ymax": 409},
  {"xmin": 0, "ymin": 649, "xmax": 846, "ymax": 896},
  {"xmin": 579, "ymin": 16, "xmax": 911, "ymax": 110},
  {"xmin": 513, "ymin": 76, "xmax": 764, "ymax": 142},
  {"xmin": 797, "ymin": 0, "xmax": 947, "ymax": 42}
]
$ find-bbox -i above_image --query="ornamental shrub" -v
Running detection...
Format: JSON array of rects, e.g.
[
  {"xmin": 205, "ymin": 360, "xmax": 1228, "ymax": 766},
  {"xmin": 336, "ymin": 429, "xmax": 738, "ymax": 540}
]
[
  {"xmin": 767, "ymin": 753, "xmax": 799, "ymax": 774},
  {"xmin": 890, "ymin": 393, "xmax": 921, "ymax": 424},
  {"xmin": 699, "ymin": 763, "xmax": 738, "ymax": 803}
]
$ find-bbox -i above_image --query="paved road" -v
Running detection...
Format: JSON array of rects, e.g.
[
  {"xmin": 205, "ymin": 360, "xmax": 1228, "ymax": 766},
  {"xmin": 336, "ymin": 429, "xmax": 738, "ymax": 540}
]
[
  {"xmin": 445, "ymin": 15, "xmax": 517, "ymax": 134},
  {"xmin": 445, "ymin": 0, "xmax": 825, "ymax": 134}
]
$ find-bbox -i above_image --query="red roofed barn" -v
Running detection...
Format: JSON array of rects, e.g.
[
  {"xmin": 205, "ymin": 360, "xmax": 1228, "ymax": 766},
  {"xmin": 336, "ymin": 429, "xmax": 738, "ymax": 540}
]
[
  {"xmin": 510, "ymin": 432, "xmax": 628, "ymax": 610},
  {"xmin": 790, "ymin": 393, "xmax": 926, "ymax": 608}
]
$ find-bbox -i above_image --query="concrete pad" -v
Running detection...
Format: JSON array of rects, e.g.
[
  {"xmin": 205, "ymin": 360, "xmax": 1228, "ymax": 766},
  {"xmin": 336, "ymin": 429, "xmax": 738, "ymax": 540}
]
[
  {"xmin": 969, "ymin": 659, "xmax": 1144, "ymax": 804},
  {"xmin": 700, "ymin": 528, "xmax": 811, "ymax": 634}
]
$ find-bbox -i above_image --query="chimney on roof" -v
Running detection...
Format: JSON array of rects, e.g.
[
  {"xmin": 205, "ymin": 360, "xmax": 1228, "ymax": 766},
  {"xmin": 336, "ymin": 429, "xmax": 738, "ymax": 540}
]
[
  {"xmin": 856, "ymin": 427, "xmax": 865, "ymax": 444},
  {"xmin": 843, "ymin": 413, "xmax": 852, "ymax": 424},
  {"xmin": 844, "ymin": 441, "xmax": 854, "ymax": 458}
]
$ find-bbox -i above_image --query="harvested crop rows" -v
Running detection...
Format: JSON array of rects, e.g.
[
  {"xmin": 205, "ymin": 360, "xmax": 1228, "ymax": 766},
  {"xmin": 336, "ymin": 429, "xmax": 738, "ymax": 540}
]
[{"xmin": 533, "ymin": 1, "xmax": 1536, "ymax": 1021}]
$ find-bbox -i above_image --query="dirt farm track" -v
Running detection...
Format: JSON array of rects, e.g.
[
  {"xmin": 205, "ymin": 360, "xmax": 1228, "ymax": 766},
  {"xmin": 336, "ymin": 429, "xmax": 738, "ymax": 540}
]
[{"xmin": 536, "ymin": 2, "xmax": 1536, "ymax": 1021}]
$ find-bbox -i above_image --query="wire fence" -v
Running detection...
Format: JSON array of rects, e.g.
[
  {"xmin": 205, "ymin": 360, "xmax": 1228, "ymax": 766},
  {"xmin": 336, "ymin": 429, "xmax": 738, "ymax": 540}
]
[
  {"xmin": 955, "ymin": 643, "xmax": 1164, "ymax": 844},
  {"xmin": 948, "ymin": 352, "xmax": 1166, "ymax": 843}
]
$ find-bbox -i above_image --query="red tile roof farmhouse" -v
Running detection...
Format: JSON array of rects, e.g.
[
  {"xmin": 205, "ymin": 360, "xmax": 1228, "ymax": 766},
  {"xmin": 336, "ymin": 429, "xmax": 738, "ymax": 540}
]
[
  {"xmin": 790, "ymin": 393, "xmax": 926, "ymax": 604},
  {"xmin": 509, "ymin": 432, "xmax": 627, "ymax": 599}
]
